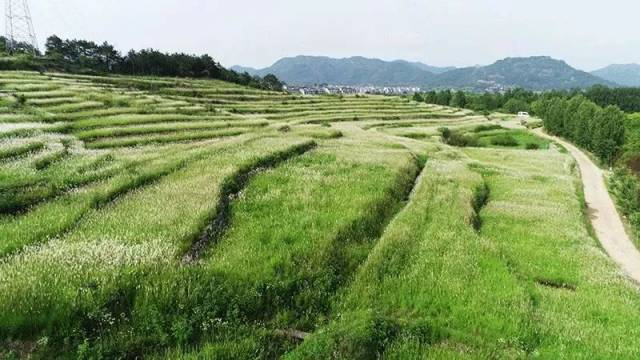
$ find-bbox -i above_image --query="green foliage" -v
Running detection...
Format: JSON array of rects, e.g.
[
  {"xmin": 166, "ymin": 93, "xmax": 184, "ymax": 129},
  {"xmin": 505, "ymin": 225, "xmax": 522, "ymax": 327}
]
[
  {"xmin": 489, "ymin": 134, "xmax": 518, "ymax": 147},
  {"xmin": 539, "ymin": 95, "xmax": 625, "ymax": 165},
  {"xmin": 449, "ymin": 90, "xmax": 467, "ymax": 108},
  {"xmin": 502, "ymin": 98, "xmax": 529, "ymax": 114},
  {"xmin": 1, "ymin": 70, "xmax": 640, "ymax": 358},
  {"xmin": 0, "ymin": 35, "xmax": 286, "ymax": 91},
  {"xmin": 585, "ymin": 85, "xmax": 640, "ymax": 113},
  {"xmin": 610, "ymin": 167, "xmax": 640, "ymax": 244}
]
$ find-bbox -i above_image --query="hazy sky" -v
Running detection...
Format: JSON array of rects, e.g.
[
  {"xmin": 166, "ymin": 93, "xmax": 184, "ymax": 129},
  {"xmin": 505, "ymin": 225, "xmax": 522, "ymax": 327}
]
[{"xmin": 30, "ymin": 0, "xmax": 639, "ymax": 71}]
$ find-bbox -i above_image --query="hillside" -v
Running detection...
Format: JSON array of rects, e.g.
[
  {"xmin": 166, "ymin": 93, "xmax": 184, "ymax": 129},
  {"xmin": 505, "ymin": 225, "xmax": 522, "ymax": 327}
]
[
  {"xmin": 592, "ymin": 64, "xmax": 640, "ymax": 87},
  {"xmin": 2, "ymin": 72, "xmax": 640, "ymax": 358},
  {"xmin": 232, "ymin": 56, "xmax": 442, "ymax": 86},
  {"xmin": 236, "ymin": 55, "xmax": 616, "ymax": 90}
]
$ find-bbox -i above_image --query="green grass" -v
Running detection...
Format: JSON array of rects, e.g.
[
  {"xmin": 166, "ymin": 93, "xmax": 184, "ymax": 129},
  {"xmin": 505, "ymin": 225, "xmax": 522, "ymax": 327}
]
[
  {"xmin": 0, "ymin": 141, "xmax": 45, "ymax": 160},
  {"xmin": 473, "ymin": 129, "xmax": 550, "ymax": 149},
  {"xmin": 1, "ymin": 71, "xmax": 640, "ymax": 358},
  {"xmin": 0, "ymin": 137, "xmax": 314, "ymax": 347}
]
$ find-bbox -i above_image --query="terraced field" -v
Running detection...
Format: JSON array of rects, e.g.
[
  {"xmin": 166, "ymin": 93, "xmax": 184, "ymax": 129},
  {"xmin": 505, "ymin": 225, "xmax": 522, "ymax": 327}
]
[{"xmin": 1, "ymin": 71, "xmax": 640, "ymax": 358}]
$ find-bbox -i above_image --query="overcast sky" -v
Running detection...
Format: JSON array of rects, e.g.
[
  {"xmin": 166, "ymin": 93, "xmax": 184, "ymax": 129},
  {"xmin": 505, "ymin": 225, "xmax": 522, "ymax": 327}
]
[{"xmin": 30, "ymin": 0, "xmax": 639, "ymax": 71}]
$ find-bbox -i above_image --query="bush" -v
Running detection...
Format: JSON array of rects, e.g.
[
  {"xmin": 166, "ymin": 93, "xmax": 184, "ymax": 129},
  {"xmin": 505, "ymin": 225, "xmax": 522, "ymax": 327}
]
[
  {"xmin": 438, "ymin": 127, "xmax": 451, "ymax": 142},
  {"xmin": 490, "ymin": 135, "xmax": 518, "ymax": 147},
  {"xmin": 610, "ymin": 167, "xmax": 640, "ymax": 222},
  {"xmin": 525, "ymin": 143, "xmax": 540, "ymax": 150},
  {"xmin": 446, "ymin": 133, "xmax": 478, "ymax": 147},
  {"xmin": 472, "ymin": 124, "xmax": 502, "ymax": 133}
]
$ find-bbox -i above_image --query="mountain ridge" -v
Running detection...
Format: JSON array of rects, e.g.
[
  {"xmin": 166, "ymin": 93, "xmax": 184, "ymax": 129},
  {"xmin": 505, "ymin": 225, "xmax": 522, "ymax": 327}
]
[
  {"xmin": 233, "ymin": 55, "xmax": 617, "ymax": 90},
  {"xmin": 591, "ymin": 64, "xmax": 640, "ymax": 87}
]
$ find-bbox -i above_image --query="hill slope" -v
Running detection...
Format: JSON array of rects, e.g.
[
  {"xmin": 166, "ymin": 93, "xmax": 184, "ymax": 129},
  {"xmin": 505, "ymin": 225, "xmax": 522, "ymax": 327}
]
[
  {"xmin": 235, "ymin": 55, "xmax": 616, "ymax": 90},
  {"xmin": 2, "ymin": 72, "xmax": 640, "ymax": 358},
  {"xmin": 232, "ymin": 56, "xmax": 443, "ymax": 86},
  {"xmin": 592, "ymin": 64, "xmax": 640, "ymax": 87},
  {"xmin": 430, "ymin": 56, "xmax": 616, "ymax": 90}
]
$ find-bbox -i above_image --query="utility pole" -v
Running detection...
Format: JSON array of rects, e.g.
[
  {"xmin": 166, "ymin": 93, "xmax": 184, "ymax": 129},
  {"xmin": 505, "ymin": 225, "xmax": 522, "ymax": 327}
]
[{"xmin": 4, "ymin": 0, "xmax": 38, "ymax": 54}]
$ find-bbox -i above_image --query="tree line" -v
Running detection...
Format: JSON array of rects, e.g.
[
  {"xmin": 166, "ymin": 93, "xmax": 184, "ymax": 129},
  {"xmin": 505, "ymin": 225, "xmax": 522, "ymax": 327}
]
[
  {"xmin": 0, "ymin": 35, "xmax": 284, "ymax": 91},
  {"xmin": 419, "ymin": 86, "xmax": 640, "ymax": 115},
  {"xmin": 533, "ymin": 96, "xmax": 625, "ymax": 165}
]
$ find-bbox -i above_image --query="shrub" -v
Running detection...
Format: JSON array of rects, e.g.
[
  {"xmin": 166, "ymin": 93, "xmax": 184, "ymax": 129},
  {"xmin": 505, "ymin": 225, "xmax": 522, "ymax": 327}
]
[
  {"xmin": 472, "ymin": 124, "xmax": 502, "ymax": 133},
  {"xmin": 490, "ymin": 135, "xmax": 518, "ymax": 147},
  {"xmin": 525, "ymin": 143, "xmax": 540, "ymax": 150},
  {"xmin": 447, "ymin": 133, "xmax": 478, "ymax": 147},
  {"xmin": 438, "ymin": 127, "xmax": 451, "ymax": 142}
]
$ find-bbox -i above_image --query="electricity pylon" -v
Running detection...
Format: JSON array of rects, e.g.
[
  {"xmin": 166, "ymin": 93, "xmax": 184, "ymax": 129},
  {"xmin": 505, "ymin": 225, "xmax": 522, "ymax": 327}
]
[{"xmin": 4, "ymin": 0, "xmax": 38, "ymax": 54}]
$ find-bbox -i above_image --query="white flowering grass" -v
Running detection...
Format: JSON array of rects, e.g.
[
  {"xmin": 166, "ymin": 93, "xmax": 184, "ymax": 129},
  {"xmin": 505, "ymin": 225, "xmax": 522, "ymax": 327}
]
[
  {"xmin": 465, "ymin": 147, "xmax": 640, "ymax": 357},
  {"xmin": 0, "ymin": 135, "xmax": 313, "ymax": 339}
]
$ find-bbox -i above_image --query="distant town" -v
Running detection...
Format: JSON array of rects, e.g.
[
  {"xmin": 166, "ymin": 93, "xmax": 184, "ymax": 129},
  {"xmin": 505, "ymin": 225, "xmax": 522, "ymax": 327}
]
[{"xmin": 283, "ymin": 84, "xmax": 423, "ymax": 96}]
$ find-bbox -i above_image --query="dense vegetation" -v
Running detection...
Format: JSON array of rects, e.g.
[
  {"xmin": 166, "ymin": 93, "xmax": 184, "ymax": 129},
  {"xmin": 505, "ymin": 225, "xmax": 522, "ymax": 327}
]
[
  {"xmin": 533, "ymin": 96, "xmax": 625, "ymax": 165},
  {"xmin": 2, "ymin": 71, "xmax": 640, "ymax": 358},
  {"xmin": 422, "ymin": 85, "xmax": 640, "ymax": 114},
  {"xmin": 0, "ymin": 35, "xmax": 284, "ymax": 91}
]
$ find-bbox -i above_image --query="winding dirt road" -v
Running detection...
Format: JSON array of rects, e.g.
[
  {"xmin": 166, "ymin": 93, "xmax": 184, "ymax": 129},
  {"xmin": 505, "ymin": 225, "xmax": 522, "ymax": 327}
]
[{"xmin": 533, "ymin": 128, "xmax": 640, "ymax": 283}]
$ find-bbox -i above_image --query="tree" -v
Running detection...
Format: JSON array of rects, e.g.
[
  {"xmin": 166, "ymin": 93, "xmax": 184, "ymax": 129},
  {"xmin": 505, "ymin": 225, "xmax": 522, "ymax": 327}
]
[
  {"xmin": 412, "ymin": 92, "xmax": 424, "ymax": 102},
  {"xmin": 45, "ymin": 35, "xmax": 64, "ymax": 58},
  {"xmin": 450, "ymin": 91, "xmax": 467, "ymax": 108},
  {"xmin": 502, "ymin": 98, "xmax": 529, "ymax": 114},
  {"xmin": 261, "ymin": 74, "xmax": 284, "ymax": 91},
  {"xmin": 593, "ymin": 105, "xmax": 625, "ymax": 165},
  {"xmin": 564, "ymin": 95, "xmax": 586, "ymax": 139},
  {"xmin": 574, "ymin": 101, "xmax": 599, "ymax": 149},
  {"xmin": 424, "ymin": 91, "xmax": 437, "ymax": 104},
  {"xmin": 436, "ymin": 90, "xmax": 452, "ymax": 106}
]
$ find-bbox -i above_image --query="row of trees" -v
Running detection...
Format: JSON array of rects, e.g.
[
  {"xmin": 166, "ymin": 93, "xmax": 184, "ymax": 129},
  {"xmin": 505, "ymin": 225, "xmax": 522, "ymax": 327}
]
[
  {"xmin": 584, "ymin": 85, "xmax": 640, "ymax": 113},
  {"xmin": 421, "ymin": 86, "xmax": 640, "ymax": 115},
  {"xmin": 534, "ymin": 96, "xmax": 625, "ymax": 165},
  {"xmin": 419, "ymin": 88, "xmax": 544, "ymax": 114},
  {"xmin": 0, "ymin": 35, "xmax": 284, "ymax": 91}
]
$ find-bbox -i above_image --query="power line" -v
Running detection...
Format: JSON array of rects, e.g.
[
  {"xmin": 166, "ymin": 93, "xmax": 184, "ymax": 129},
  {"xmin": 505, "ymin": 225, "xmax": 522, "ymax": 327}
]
[{"xmin": 5, "ymin": 0, "xmax": 38, "ymax": 54}]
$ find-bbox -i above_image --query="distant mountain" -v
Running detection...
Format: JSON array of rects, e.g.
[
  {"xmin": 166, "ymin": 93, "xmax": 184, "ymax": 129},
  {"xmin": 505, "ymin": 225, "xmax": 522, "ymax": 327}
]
[
  {"xmin": 230, "ymin": 65, "xmax": 259, "ymax": 74},
  {"xmin": 234, "ymin": 55, "xmax": 616, "ymax": 90},
  {"xmin": 591, "ymin": 64, "xmax": 640, "ymax": 87},
  {"xmin": 430, "ymin": 56, "xmax": 616, "ymax": 91},
  {"xmin": 232, "ymin": 56, "xmax": 448, "ymax": 86},
  {"xmin": 395, "ymin": 60, "xmax": 456, "ymax": 75}
]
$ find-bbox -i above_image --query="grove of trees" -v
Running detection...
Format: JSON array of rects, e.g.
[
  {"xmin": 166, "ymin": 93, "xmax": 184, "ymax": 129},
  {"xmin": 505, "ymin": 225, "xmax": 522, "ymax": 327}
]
[
  {"xmin": 2, "ymin": 35, "xmax": 284, "ymax": 91},
  {"xmin": 42, "ymin": 35, "xmax": 284, "ymax": 90},
  {"xmin": 533, "ymin": 95, "xmax": 625, "ymax": 165}
]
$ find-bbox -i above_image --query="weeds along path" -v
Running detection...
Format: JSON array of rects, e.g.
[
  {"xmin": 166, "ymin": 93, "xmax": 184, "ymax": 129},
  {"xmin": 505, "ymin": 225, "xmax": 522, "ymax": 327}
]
[
  {"xmin": 465, "ymin": 146, "xmax": 640, "ymax": 357},
  {"xmin": 533, "ymin": 128, "xmax": 640, "ymax": 283}
]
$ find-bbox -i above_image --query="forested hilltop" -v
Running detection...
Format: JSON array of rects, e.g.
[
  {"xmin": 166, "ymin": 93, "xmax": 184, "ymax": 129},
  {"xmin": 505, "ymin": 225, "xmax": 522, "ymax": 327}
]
[{"xmin": 0, "ymin": 35, "xmax": 284, "ymax": 91}]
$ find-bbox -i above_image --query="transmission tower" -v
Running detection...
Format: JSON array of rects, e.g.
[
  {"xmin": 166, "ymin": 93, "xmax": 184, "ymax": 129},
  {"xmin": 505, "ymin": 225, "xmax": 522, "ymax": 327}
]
[{"xmin": 4, "ymin": 0, "xmax": 38, "ymax": 54}]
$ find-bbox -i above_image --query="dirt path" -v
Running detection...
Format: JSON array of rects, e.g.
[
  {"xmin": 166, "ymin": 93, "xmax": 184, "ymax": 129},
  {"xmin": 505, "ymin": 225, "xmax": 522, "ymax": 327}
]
[{"xmin": 533, "ymin": 128, "xmax": 640, "ymax": 283}]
